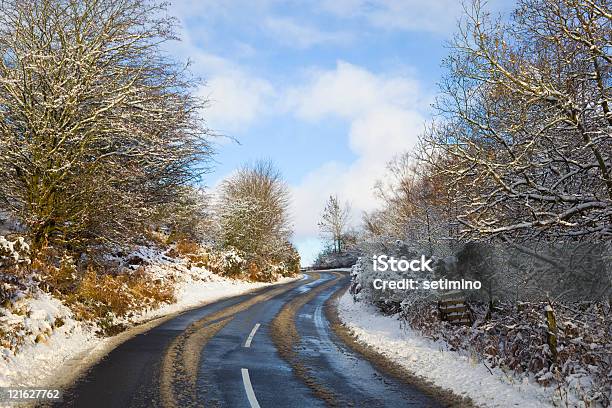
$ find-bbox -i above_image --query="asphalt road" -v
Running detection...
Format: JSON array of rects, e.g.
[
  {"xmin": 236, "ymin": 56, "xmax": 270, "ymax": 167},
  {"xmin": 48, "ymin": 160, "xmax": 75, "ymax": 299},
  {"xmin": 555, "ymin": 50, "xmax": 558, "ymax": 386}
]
[{"xmin": 53, "ymin": 271, "xmax": 442, "ymax": 408}]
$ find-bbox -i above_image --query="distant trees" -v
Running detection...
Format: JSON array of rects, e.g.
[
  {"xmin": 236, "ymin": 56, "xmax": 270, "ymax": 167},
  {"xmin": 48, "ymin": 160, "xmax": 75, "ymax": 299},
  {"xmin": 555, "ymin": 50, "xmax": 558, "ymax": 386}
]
[
  {"xmin": 318, "ymin": 195, "xmax": 351, "ymax": 253},
  {"xmin": 0, "ymin": 0, "xmax": 212, "ymax": 255},
  {"xmin": 218, "ymin": 161, "xmax": 298, "ymax": 278},
  {"xmin": 369, "ymin": 153, "xmax": 455, "ymax": 256}
]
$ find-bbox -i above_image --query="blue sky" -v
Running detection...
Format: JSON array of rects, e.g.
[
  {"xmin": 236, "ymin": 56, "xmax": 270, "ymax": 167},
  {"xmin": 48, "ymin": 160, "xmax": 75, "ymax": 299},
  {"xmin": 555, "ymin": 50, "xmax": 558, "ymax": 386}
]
[{"xmin": 165, "ymin": 0, "xmax": 510, "ymax": 265}]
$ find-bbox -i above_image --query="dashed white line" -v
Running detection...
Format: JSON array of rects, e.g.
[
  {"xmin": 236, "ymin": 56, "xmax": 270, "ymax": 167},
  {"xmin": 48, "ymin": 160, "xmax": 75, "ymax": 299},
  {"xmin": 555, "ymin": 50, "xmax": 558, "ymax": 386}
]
[
  {"xmin": 241, "ymin": 368, "xmax": 261, "ymax": 408},
  {"xmin": 244, "ymin": 323, "xmax": 261, "ymax": 348}
]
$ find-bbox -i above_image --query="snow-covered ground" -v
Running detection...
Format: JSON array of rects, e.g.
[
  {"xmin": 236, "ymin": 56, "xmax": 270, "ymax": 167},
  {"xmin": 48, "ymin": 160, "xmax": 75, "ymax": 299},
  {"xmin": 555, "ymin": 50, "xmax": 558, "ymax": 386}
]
[
  {"xmin": 337, "ymin": 291, "xmax": 563, "ymax": 408},
  {"xmin": 0, "ymin": 251, "xmax": 298, "ymax": 389}
]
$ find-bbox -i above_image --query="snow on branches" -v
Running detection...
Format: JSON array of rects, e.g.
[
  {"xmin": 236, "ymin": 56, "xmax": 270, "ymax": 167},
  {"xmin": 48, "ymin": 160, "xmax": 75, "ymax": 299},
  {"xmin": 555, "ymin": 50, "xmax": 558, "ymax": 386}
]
[
  {"xmin": 0, "ymin": 0, "xmax": 213, "ymax": 253},
  {"xmin": 418, "ymin": 0, "xmax": 612, "ymax": 241}
]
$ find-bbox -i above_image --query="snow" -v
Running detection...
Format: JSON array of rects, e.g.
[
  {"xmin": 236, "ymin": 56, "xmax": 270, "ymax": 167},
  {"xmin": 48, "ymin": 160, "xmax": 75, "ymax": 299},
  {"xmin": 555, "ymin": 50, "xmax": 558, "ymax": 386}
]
[
  {"xmin": 135, "ymin": 264, "xmax": 297, "ymax": 323},
  {"xmin": 312, "ymin": 267, "xmax": 353, "ymax": 272},
  {"xmin": 336, "ymin": 291, "xmax": 558, "ymax": 408},
  {"xmin": 0, "ymin": 235, "xmax": 29, "ymax": 266},
  {"xmin": 0, "ymin": 253, "xmax": 299, "ymax": 389},
  {"xmin": 0, "ymin": 292, "xmax": 97, "ymax": 388}
]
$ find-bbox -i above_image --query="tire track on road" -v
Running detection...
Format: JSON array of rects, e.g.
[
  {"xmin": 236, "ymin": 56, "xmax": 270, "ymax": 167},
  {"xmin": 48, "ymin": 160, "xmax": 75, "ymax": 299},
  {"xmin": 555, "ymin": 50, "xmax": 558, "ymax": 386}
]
[
  {"xmin": 269, "ymin": 272, "xmax": 344, "ymax": 407},
  {"xmin": 159, "ymin": 273, "xmax": 319, "ymax": 408}
]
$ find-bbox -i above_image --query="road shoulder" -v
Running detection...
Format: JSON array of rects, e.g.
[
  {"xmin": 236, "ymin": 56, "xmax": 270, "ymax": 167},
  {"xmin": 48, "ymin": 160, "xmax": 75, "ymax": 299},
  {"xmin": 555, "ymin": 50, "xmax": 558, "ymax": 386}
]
[{"xmin": 325, "ymin": 285, "xmax": 478, "ymax": 408}]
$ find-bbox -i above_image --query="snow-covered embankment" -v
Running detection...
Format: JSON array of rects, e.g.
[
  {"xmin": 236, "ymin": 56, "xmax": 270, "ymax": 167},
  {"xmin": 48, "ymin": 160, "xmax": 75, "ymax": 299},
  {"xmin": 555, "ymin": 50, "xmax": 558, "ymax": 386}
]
[
  {"xmin": 336, "ymin": 291, "xmax": 559, "ymax": 408},
  {"xmin": 0, "ymin": 251, "xmax": 298, "ymax": 388}
]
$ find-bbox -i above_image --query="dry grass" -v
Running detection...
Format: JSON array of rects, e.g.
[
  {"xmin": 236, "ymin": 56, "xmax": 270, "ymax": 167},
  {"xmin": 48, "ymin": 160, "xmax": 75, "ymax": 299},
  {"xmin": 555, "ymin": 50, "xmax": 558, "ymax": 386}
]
[
  {"xmin": 172, "ymin": 239, "xmax": 211, "ymax": 269},
  {"xmin": 247, "ymin": 261, "xmax": 259, "ymax": 281},
  {"xmin": 34, "ymin": 254, "xmax": 78, "ymax": 295},
  {"xmin": 23, "ymin": 239, "xmax": 296, "ymax": 336},
  {"xmin": 33, "ymin": 252, "xmax": 176, "ymax": 334},
  {"xmin": 68, "ymin": 268, "xmax": 175, "ymax": 330},
  {"xmin": 174, "ymin": 240, "xmax": 200, "ymax": 257}
]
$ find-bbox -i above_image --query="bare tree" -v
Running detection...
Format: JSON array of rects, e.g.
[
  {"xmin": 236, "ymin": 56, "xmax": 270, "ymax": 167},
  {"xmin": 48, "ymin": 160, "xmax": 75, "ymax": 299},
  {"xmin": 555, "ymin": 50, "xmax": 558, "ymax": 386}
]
[
  {"xmin": 318, "ymin": 195, "xmax": 351, "ymax": 253},
  {"xmin": 419, "ymin": 0, "xmax": 611, "ymax": 242},
  {"xmin": 372, "ymin": 152, "xmax": 456, "ymax": 256},
  {"xmin": 0, "ymin": 0, "xmax": 212, "ymax": 254}
]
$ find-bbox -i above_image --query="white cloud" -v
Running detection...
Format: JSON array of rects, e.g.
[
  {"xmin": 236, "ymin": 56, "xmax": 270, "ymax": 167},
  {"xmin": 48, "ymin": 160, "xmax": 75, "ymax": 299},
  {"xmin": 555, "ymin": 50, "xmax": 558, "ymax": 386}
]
[
  {"xmin": 319, "ymin": 0, "xmax": 514, "ymax": 34},
  {"xmin": 167, "ymin": 26, "xmax": 275, "ymax": 132},
  {"xmin": 264, "ymin": 17, "xmax": 352, "ymax": 48},
  {"xmin": 349, "ymin": 107, "xmax": 424, "ymax": 158},
  {"xmin": 286, "ymin": 61, "xmax": 422, "ymax": 119},
  {"xmin": 320, "ymin": 0, "xmax": 463, "ymax": 34},
  {"xmin": 287, "ymin": 61, "xmax": 429, "ymax": 238},
  {"xmin": 200, "ymin": 74, "xmax": 274, "ymax": 132}
]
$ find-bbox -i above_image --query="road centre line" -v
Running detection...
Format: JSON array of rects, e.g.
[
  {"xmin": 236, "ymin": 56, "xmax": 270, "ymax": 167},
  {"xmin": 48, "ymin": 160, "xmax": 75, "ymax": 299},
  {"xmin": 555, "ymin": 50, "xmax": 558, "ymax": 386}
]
[
  {"xmin": 241, "ymin": 368, "xmax": 261, "ymax": 408},
  {"xmin": 244, "ymin": 323, "xmax": 261, "ymax": 348}
]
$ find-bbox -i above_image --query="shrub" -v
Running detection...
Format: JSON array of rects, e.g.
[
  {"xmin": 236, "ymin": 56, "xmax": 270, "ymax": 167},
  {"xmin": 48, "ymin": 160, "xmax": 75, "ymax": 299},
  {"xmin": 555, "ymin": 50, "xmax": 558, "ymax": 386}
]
[
  {"xmin": 174, "ymin": 240, "xmax": 201, "ymax": 257},
  {"xmin": 0, "ymin": 236, "xmax": 30, "ymax": 270},
  {"xmin": 32, "ymin": 252, "xmax": 176, "ymax": 334},
  {"xmin": 0, "ymin": 236, "xmax": 32, "ymax": 305},
  {"xmin": 68, "ymin": 268, "xmax": 175, "ymax": 329},
  {"xmin": 34, "ymin": 252, "xmax": 79, "ymax": 296}
]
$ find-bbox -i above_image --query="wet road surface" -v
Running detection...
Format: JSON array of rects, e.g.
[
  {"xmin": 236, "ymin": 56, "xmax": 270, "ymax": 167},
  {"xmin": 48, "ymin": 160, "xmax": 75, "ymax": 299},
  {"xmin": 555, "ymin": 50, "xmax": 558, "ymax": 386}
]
[{"xmin": 54, "ymin": 271, "xmax": 442, "ymax": 407}]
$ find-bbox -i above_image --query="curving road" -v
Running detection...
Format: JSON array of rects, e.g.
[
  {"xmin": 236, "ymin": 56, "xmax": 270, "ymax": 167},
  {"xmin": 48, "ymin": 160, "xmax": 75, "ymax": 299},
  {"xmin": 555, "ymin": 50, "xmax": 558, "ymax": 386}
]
[{"xmin": 54, "ymin": 271, "xmax": 442, "ymax": 408}]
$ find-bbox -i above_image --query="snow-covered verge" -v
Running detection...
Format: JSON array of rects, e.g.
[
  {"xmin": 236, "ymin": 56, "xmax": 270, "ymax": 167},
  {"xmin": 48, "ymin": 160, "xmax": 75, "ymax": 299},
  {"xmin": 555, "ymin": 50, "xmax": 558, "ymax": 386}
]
[
  {"xmin": 337, "ymin": 291, "xmax": 562, "ymax": 408},
  {"xmin": 0, "ymin": 246, "xmax": 298, "ymax": 388},
  {"xmin": 347, "ymin": 244, "xmax": 611, "ymax": 408}
]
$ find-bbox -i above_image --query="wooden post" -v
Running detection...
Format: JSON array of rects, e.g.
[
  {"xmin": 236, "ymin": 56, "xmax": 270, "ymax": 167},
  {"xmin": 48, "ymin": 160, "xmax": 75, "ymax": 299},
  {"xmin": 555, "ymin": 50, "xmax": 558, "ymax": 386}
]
[{"xmin": 545, "ymin": 304, "xmax": 557, "ymax": 362}]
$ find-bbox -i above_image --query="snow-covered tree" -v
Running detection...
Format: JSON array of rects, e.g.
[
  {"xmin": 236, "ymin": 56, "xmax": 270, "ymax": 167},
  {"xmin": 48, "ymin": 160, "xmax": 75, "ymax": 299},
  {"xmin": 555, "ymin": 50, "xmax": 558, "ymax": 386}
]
[
  {"xmin": 370, "ymin": 153, "xmax": 457, "ymax": 257},
  {"xmin": 420, "ymin": 0, "xmax": 611, "ymax": 241},
  {"xmin": 218, "ymin": 161, "xmax": 294, "ymax": 273},
  {"xmin": 0, "ymin": 0, "xmax": 212, "ymax": 253},
  {"xmin": 318, "ymin": 195, "xmax": 351, "ymax": 253}
]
